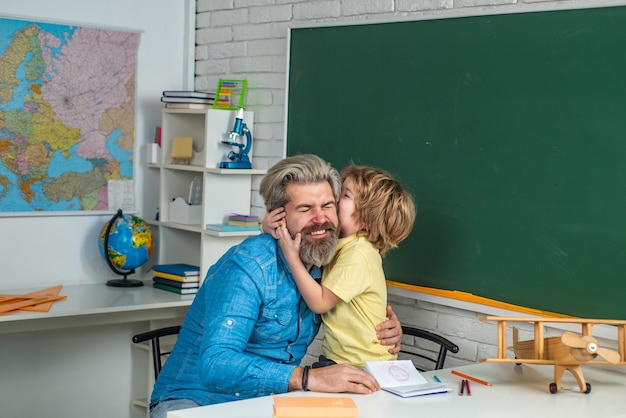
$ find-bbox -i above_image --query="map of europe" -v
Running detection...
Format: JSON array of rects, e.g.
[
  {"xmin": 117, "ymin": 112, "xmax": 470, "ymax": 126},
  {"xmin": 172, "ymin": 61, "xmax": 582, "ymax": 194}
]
[{"xmin": 0, "ymin": 18, "xmax": 138, "ymax": 212}]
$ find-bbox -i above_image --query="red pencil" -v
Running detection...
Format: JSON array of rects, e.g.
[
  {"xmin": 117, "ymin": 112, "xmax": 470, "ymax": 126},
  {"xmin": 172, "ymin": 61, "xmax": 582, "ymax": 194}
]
[{"xmin": 451, "ymin": 370, "xmax": 492, "ymax": 386}]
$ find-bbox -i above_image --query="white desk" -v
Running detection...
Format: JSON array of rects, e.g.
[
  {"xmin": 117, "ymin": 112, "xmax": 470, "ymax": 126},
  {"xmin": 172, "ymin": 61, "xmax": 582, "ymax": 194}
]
[
  {"xmin": 167, "ymin": 362, "xmax": 626, "ymax": 418},
  {"xmin": 0, "ymin": 281, "xmax": 192, "ymax": 334},
  {"xmin": 0, "ymin": 281, "xmax": 192, "ymax": 418}
]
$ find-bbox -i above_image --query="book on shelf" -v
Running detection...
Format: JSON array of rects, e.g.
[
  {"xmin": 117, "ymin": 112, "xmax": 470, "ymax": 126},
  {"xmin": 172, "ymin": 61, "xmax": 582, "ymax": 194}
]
[
  {"xmin": 206, "ymin": 223, "xmax": 261, "ymax": 232},
  {"xmin": 152, "ymin": 263, "xmax": 200, "ymax": 277},
  {"xmin": 364, "ymin": 360, "xmax": 452, "ymax": 398},
  {"xmin": 273, "ymin": 396, "xmax": 357, "ymax": 418},
  {"xmin": 153, "ymin": 282, "xmax": 199, "ymax": 295},
  {"xmin": 155, "ymin": 126, "xmax": 161, "ymax": 146},
  {"xmin": 228, "ymin": 214, "xmax": 259, "ymax": 222},
  {"xmin": 227, "ymin": 214, "xmax": 259, "ymax": 227},
  {"xmin": 165, "ymin": 102, "xmax": 213, "ymax": 110},
  {"xmin": 153, "ymin": 276, "xmax": 199, "ymax": 289},
  {"xmin": 160, "ymin": 96, "xmax": 214, "ymax": 104},
  {"xmin": 162, "ymin": 90, "xmax": 216, "ymax": 99},
  {"xmin": 152, "ymin": 270, "xmax": 200, "ymax": 282},
  {"xmin": 227, "ymin": 220, "xmax": 260, "ymax": 226}
]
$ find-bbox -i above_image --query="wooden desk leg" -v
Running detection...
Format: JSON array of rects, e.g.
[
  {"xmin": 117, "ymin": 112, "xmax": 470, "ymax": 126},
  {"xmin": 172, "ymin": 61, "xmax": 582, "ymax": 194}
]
[
  {"xmin": 498, "ymin": 321, "xmax": 507, "ymax": 359},
  {"xmin": 534, "ymin": 321, "xmax": 544, "ymax": 360},
  {"xmin": 619, "ymin": 325, "xmax": 625, "ymax": 362}
]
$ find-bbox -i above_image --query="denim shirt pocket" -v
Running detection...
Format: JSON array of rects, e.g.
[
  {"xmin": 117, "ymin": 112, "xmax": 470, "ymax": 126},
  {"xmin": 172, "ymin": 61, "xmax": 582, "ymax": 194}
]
[{"xmin": 251, "ymin": 308, "xmax": 293, "ymax": 344}]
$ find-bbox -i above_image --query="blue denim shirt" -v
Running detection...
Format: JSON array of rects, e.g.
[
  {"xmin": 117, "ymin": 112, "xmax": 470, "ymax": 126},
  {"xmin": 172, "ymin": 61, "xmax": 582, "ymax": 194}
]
[{"xmin": 150, "ymin": 234, "xmax": 321, "ymax": 407}]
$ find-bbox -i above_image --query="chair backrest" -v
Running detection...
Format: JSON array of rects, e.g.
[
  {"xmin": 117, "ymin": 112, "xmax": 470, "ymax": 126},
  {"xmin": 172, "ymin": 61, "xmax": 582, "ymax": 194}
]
[
  {"xmin": 132, "ymin": 325, "xmax": 181, "ymax": 379},
  {"xmin": 399, "ymin": 325, "xmax": 459, "ymax": 371}
]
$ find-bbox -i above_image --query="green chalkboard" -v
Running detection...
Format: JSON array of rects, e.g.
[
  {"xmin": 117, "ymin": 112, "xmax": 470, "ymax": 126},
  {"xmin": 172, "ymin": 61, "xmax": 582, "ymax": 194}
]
[{"xmin": 286, "ymin": 6, "xmax": 626, "ymax": 319}]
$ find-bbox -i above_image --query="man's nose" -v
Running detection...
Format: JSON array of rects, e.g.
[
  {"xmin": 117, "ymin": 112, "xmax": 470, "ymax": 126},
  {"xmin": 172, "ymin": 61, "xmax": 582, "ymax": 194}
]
[{"xmin": 310, "ymin": 207, "xmax": 326, "ymax": 222}]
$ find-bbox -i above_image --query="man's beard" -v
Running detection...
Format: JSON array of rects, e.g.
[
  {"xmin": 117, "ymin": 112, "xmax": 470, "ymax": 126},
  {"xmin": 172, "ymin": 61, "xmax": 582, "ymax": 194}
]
[{"xmin": 298, "ymin": 222, "xmax": 338, "ymax": 267}]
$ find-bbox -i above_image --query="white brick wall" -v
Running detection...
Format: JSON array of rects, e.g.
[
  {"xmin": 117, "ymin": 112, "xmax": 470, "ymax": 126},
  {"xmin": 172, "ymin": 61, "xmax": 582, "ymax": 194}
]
[
  {"xmin": 194, "ymin": 0, "xmax": 618, "ymax": 208},
  {"xmin": 194, "ymin": 0, "xmax": 626, "ymax": 370}
]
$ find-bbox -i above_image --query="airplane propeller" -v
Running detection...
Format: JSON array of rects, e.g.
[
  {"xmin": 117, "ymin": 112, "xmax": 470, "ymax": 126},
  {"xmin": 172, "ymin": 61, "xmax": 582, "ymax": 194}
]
[{"xmin": 561, "ymin": 331, "xmax": 621, "ymax": 364}]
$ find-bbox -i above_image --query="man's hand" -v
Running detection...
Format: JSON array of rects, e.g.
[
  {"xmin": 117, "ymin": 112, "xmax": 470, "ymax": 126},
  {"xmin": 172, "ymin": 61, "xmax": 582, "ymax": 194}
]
[
  {"xmin": 376, "ymin": 305, "xmax": 403, "ymax": 354},
  {"xmin": 291, "ymin": 364, "xmax": 381, "ymax": 394}
]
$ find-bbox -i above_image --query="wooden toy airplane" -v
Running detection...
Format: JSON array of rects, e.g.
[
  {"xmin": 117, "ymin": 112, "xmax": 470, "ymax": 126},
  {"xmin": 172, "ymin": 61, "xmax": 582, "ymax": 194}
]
[{"xmin": 480, "ymin": 316, "xmax": 626, "ymax": 394}]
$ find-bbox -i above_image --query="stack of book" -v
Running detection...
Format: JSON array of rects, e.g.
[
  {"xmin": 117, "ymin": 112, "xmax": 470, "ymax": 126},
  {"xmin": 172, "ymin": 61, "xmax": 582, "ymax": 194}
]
[
  {"xmin": 161, "ymin": 91, "xmax": 215, "ymax": 109},
  {"xmin": 152, "ymin": 263, "xmax": 200, "ymax": 294},
  {"xmin": 206, "ymin": 214, "xmax": 260, "ymax": 232},
  {"xmin": 228, "ymin": 214, "xmax": 259, "ymax": 226}
]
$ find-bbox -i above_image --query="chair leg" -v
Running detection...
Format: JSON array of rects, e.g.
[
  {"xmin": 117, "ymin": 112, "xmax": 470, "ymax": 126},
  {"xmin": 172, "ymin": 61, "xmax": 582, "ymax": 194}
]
[{"xmin": 152, "ymin": 337, "xmax": 162, "ymax": 378}]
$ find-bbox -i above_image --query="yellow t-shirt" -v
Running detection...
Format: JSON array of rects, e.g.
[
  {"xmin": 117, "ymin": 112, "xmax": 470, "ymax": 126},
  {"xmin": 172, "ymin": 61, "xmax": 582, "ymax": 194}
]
[{"xmin": 321, "ymin": 235, "xmax": 397, "ymax": 368}]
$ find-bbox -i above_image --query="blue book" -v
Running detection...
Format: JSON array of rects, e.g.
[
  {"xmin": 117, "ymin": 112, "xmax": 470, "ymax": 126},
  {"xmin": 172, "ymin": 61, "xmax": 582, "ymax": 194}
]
[{"xmin": 152, "ymin": 263, "xmax": 199, "ymax": 277}]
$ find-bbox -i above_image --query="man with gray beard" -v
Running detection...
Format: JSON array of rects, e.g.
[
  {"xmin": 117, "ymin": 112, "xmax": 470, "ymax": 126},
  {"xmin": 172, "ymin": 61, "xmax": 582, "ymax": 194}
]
[{"xmin": 149, "ymin": 154, "xmax": 403, "ymax": 418}]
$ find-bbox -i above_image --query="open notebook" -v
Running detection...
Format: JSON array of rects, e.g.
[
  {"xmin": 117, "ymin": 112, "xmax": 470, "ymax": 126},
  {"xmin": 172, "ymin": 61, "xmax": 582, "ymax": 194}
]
[{"xmin": 365, "ymin": 360, "xmax": 452, "ymax": 398}]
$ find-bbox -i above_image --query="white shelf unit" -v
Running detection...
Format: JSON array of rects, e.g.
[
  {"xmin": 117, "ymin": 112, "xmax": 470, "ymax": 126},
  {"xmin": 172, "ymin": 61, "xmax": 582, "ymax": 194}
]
[{"xmin": 154, "ymin": 108, "xmax": 265, "ymax": 281}]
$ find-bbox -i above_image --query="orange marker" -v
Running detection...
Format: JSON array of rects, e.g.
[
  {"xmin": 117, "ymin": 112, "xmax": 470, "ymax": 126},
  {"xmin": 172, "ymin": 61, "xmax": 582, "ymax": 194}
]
[{"xmin": 451, "ymin": 370, "xmax": 492, "ymax": 386}]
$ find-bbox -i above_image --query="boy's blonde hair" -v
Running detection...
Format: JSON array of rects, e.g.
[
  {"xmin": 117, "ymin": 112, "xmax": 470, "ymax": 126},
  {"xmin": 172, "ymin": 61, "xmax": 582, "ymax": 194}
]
[{"xmin": 341, "ymin": 165, "xmax": 416, "ymax": 256}]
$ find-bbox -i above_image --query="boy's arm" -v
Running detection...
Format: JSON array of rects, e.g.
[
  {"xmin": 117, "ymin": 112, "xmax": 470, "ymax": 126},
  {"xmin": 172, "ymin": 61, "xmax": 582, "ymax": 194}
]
[{"xmin": 276, "ymin": 224, "xmax": 341, "ymax": 313}]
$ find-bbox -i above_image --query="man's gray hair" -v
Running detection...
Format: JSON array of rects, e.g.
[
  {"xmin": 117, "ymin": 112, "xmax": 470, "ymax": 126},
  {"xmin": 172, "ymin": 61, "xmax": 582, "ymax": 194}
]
[{"xmin": 259, "ymin": 154, "xmax": 341, "ymax": 211}]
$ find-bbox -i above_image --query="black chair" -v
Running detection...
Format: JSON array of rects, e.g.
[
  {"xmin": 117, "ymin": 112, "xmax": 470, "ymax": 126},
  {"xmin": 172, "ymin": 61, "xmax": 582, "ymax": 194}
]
[
  {"xmin": 132, "ymin": 325, "xmax": 181, "ymax": 379},
  {"xmin": 399, "ymin": 325, "xmax": 459, "ymax": 371}
]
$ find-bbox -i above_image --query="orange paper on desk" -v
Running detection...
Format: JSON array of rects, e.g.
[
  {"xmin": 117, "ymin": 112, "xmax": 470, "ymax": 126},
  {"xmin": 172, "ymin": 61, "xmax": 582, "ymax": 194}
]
[
  {"xmin": 20, "ymin": 284, "xmax": 63, "ymax": 312},
  {"xmin": 273, "ymin": 397, "xmax": 357, "ymax": 418},
  {"xmin": 0, "ymin": 285, "xmax": 65, "ymax": 313},
  {"xmin": 0, "ymin": 296, "xmax": 66, "ymax": 313}
]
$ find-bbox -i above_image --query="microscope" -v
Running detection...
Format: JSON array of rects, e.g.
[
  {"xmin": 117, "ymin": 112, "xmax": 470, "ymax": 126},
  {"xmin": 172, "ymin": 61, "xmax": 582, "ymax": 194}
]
[{"xmin": 219, "ymin": 108, "xmax": 252, "ymax": 169}]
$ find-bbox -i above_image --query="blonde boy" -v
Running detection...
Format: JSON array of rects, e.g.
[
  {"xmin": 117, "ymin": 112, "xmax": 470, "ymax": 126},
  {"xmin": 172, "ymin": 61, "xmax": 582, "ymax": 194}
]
[{"xmin": 267, "ymin": 165, "xmax": 416, "ymax": 368}]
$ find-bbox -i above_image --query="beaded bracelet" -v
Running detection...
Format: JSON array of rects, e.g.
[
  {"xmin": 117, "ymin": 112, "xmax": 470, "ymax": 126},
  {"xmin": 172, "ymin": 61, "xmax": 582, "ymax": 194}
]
[{"xmin": 301, "ymin": 365, "xmax": 310, "ymax": 391}]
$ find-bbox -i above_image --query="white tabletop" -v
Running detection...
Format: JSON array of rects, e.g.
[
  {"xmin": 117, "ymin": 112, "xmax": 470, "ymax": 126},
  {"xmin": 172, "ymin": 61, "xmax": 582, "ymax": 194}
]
[
  {"xmin": 167, "ymin": 362, "xmax": 626, "ymax": 418},
  {"xmin": 0, "ymin": 280, "xmax": 192, "ymax": 333}
]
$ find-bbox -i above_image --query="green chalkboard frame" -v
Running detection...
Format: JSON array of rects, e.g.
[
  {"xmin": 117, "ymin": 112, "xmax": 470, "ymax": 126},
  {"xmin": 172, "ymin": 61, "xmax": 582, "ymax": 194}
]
[{"xmin": 286, "ymin": 6, "xmax": 626, "ymax": 319}]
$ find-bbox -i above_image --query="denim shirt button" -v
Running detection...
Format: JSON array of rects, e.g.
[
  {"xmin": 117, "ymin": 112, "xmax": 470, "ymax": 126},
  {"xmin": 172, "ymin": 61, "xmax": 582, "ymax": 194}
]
[
  {"xmin": 235, "ymin": 392, "xmax": 240, "ymax": 397},
  {"xmin": 227, "ymin": 319, "xmax": 233, "ymax": 326}
]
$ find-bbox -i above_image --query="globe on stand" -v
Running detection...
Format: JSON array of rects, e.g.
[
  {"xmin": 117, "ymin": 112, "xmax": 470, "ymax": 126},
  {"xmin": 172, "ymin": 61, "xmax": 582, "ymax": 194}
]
[{"xmin": 99, "ymin": 209, "xmax": 154, "ymax": 287}]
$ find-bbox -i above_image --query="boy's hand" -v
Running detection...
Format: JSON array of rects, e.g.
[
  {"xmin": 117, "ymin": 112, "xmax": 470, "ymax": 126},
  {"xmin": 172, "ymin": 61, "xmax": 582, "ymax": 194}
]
[
  {"xmin": 276, "ymin": 223, "xmax": 301, "ymax": 262},
  {"xmin": 261, "ymin": 207, "xmax": 286, "ymax": 239}
]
